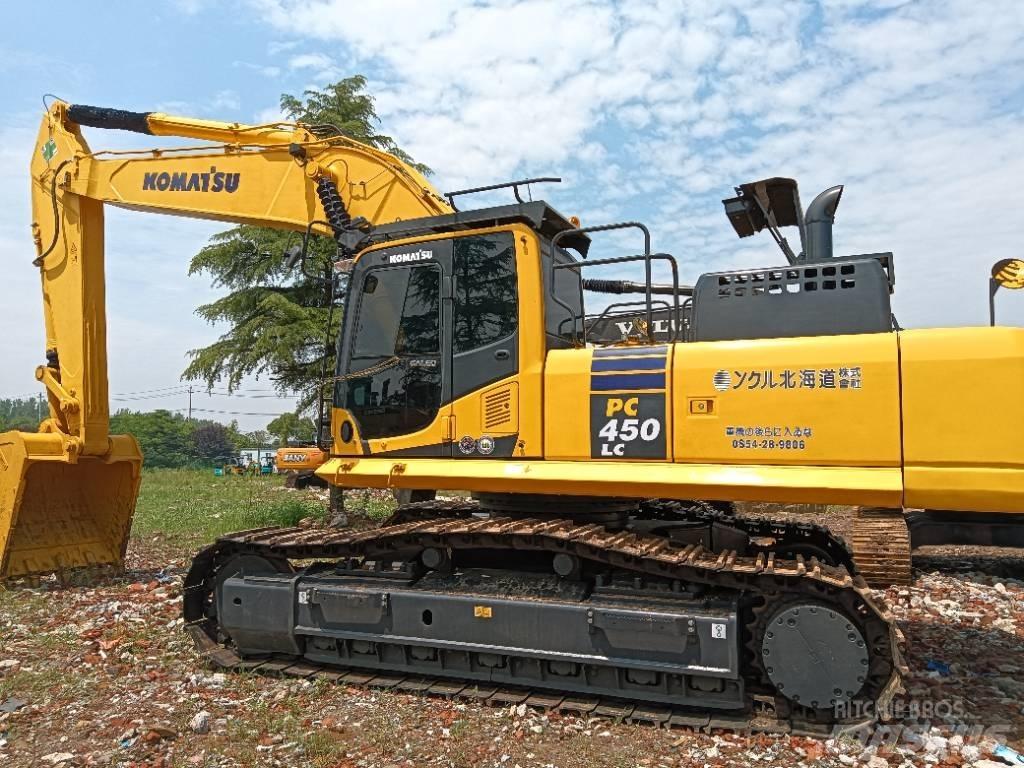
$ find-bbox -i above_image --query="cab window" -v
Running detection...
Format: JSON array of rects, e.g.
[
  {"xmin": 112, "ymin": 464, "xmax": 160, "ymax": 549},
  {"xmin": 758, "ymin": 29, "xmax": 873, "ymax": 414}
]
[
  {"xmin": 345, "ymin": 264, "xmax": 442, "ymax": 439},
  {"xmin": 453, "ymin": 232, "xmax": 517, "ymax": 353}
]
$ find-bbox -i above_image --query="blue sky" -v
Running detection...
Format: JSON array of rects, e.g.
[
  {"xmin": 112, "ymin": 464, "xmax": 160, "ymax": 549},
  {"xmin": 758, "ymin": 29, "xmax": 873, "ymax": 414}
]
[{"xmin": 2, "ymin": 0, "xmax": 1023, "ymax": 429}]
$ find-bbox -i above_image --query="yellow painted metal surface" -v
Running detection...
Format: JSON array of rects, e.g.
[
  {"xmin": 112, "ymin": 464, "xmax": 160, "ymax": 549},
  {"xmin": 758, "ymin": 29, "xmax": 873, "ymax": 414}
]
[
  {"xmin": 673, "ymin": 333, "xmax": 902, "ymax": 467},
  {"xmin": 331, "ymin": 225, "xmax": 544, "ymax": 459},
  {"xmin": 901, "ymin": 327, "xmax": 1024, "ymax": 511},
  {"xmin": 0, "ymin": 432, "xmax": 141, "ymax": 578},
  {"xmin": 323, "ymin": 327, "xmax": 1024, "ymax": 516},
  {"xmin": 318, "ymin": 455, "xmax": 903, "ymax": 508},
  {"xmin": 18, "ymin": 97, "xmax": 1024, "ymax": 580},
  {"xmin": 544, "ymin": 346, "xmax": 675, "ymax": 461}
]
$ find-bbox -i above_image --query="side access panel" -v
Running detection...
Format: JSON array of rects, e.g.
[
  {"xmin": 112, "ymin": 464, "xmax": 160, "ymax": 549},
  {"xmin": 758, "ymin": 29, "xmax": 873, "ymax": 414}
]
[
  {"xmin": 901, "ymin": 327, "xmax": 1024, "ymax": 512},
  {"xmin": 672, "ymin": 333, "xmax": 902, "ymax": 468}
]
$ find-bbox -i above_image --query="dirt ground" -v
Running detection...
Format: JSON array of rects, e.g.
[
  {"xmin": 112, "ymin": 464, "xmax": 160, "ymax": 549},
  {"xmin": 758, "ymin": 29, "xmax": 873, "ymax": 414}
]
[{"xmin": 3, "ymin": 508, "xmax": 1024, "ymax": 768}]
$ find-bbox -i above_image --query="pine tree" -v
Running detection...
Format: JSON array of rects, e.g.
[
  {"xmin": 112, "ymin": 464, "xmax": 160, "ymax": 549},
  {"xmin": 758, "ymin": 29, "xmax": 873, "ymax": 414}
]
[{"xmin": 184, "ymin": 76, "xmax": 428, "ymax": 409}]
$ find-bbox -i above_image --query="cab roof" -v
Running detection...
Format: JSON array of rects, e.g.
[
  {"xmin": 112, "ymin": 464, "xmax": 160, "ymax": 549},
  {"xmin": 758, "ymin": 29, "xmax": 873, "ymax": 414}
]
[{"xmin": 366, "ymin": 201, "xmax": 592, "ymax": 257}]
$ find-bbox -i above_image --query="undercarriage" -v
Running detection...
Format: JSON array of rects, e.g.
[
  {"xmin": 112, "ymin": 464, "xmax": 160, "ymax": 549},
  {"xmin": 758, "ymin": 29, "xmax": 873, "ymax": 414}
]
[{"xmin": 183, "ymin": 498, "xmax": 904, "ymax": 732}]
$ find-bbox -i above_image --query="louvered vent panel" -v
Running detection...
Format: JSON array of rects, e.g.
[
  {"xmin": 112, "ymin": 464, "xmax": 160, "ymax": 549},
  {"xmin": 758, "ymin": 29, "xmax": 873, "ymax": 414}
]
[{"xmin": 483, "ymin": 385, "xmax": 515, "ymax": 431}]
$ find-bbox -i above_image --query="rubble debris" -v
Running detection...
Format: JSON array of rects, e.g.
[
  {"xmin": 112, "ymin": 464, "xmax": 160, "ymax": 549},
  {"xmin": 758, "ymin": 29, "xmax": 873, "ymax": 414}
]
[
  {"xmin": 0, "ymin": 698, "xmax": 27, "ymax": 713},
  {"xmin": 189, "ymin": 710, "xmax": 212, "ymax": 734}
]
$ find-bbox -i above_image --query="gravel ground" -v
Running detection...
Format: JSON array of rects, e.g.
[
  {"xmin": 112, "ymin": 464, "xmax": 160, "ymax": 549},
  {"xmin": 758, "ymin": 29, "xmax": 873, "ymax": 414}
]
[{"xmin": 2, "ymin": 513, "xmax": 1024, "ymax": 768}]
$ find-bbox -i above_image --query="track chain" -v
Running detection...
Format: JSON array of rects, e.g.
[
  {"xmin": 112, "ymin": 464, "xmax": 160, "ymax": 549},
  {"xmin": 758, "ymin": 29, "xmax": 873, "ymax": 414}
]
[
  {"xmin": 183, "ymin": 500, "xmax": 905, "ymax": 734},
  {"xmin": 850, "ymin": 507, "xmax": 912, "ymax": 587},
  {"xmin": 639, "ymin": 499, "xmax": 857, "ymax": 571}
]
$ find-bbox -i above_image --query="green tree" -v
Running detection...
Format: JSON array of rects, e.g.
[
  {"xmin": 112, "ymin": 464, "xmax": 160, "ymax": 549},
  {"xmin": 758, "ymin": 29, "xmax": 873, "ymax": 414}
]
[
  {"xmin": 267, "ymin": 412, "xmax": 316, "ymax": 446},
  {"xmin": 240, "ymin": 429, "xmax": 271, "ymax": 452},
  {"xmin": 0, "ymin": 397, "xmax": 44, "ymax": 432},
  {"xmin": 184, "ymin": 76, "xmax": 428, "ymax": 405},
  {"xmin": 190, "ymin": 421, "xmax": 235, "ymax": 462},
  {"xmin": 110, "ymin": 409, "xmax": 191, "ymax": 468}
]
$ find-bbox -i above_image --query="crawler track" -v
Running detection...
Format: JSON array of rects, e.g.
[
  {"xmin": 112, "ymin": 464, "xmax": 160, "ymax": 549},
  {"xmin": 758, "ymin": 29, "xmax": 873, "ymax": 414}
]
[
  {"xmin": 850, "ymin": 507, "xmax": 912, "ymax": 587},
  {"xmin": 183, "ymin": 501, "xmax": 905, "ymax": 734}
]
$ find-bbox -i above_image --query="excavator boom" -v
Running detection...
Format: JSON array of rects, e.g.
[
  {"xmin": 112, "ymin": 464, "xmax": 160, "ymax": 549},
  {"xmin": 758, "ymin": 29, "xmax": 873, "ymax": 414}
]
[{"xmin": 0, "ymin": 100, "xmax": 451, "ymax": 577}]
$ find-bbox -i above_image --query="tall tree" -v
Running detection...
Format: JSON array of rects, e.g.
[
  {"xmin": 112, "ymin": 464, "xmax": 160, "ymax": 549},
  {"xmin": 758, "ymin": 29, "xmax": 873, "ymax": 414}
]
[
  {"xmin": 184, "ymin": 76, "xmax": 428, "ymax": 408},
  {"xmin": 267, "ymin": 412, "xmax": 317, "ymax": 445},
  {"xmin": 190, "ymin": 422, "xmax": 235, "ymax": 462}
]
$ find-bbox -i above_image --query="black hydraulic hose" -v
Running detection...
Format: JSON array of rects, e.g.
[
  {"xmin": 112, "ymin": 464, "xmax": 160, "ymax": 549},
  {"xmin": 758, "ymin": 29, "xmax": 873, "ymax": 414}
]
[
  {"xmin": 33, "ymin": 158, "xmax": 73, "ymax": 267},
  {"xmin": 66, "ymin": 104, "xmax": 154, "ymax": 135},
  {"xmin": 584, "ymin": 278, "xmax": 693, "ymax": 297}
]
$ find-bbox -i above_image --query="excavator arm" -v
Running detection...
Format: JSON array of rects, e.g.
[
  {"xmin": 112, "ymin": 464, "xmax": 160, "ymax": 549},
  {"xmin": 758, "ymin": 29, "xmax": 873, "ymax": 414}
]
[{"xmin": 0, "ymin": 99, "xmax": 451, "ymax": 577}]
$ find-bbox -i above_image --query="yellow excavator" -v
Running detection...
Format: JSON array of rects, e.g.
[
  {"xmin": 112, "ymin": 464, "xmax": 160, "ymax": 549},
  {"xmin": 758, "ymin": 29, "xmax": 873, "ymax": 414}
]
[{"xmin": 6, "ymin": 99, "xmax": 1024, "ymax": 729}]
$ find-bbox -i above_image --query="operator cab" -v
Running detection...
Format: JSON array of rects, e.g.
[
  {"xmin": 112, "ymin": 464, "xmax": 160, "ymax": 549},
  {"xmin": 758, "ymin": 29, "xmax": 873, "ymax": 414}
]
[{"xmin": 332, "ymin": 198, "xmax": 591, "ymax": 454}]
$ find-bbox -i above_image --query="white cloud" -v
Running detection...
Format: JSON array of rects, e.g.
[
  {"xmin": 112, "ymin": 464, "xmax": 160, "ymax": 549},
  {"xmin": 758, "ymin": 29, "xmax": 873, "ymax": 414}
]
[
  {"xmin": 267, "ymin": 39, "xmax": 302, "ymax": 56},
  {"xmin": 288, "ymin": 52, "xmax": 334, "ymax": 71},
  {"xmin": 171, "ymin": 0, "xmax": 207, "ymax": 14},
  {"xmin": 234, "ymin": 60, "xmax": 283, "ymax": 79},
  {"xmin": 251, "ymin": 0, "xmax": 1024, "ymax": 327},
  {"xmin": 155, "ymin": 90, "xmax": 243, "ymax": 118}
]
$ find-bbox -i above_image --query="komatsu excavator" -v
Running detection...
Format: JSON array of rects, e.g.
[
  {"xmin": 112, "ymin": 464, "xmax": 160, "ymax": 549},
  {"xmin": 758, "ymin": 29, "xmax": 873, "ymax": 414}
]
[{"xmin": 6, "ymin": 99, "xmax": 1024, "ymax": 730}]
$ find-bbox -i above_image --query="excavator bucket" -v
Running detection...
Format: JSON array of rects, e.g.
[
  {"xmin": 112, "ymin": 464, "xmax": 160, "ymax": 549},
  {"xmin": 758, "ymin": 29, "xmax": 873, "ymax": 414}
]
[{"xmin": 0, "ymin": 431, "xmax": 142, "ymax": 579}]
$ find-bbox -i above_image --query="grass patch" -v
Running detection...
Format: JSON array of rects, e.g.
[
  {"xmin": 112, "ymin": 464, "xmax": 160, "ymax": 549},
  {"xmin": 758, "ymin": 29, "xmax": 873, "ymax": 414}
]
[
  {"xmin": 132, "ymin": 469, "xmax": 330, "ymax": 540},
  {"xmin": 341, "ymin": 488, "xmax": 397, "ymax": 522},
  {"xmin": 131, "ymin": 468, "xmax": 398, "ymax": 543}
]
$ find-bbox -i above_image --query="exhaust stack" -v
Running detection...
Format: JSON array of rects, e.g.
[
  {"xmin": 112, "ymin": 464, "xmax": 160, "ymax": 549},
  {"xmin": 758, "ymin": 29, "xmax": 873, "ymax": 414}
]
[{"xmin": 802, "ymin": 185, "xmax": 843, "ymax": 262}]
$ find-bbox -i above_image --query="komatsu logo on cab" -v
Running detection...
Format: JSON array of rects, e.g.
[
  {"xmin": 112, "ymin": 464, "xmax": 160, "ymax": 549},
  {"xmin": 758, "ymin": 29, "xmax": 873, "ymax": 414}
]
[
  {"xmin": 388, "ymin": 249, "xmax": 433, "ymax": 264},
  {"xmin": 142, "ymin": 169, "xmax": 240, "ymax": 193}
]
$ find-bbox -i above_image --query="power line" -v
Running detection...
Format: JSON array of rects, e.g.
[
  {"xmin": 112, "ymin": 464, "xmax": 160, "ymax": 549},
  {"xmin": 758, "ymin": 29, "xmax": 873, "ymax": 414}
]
[
  {"xmin": 110, "ymin": 384, "xmax": 194, "ymax": 396},
  {"xmin": 203, "ymin": 387, "xmax": 284, "ymax": 394},
  {"xmin": 112, "ymin": 390, "xmax": 191, "ymax": 402},
  {"xmin": 200, "ymin": 391, "xmax": 294, "ymax": 399},
  {"xmin": 112, "ymin": 390, "xmax": 294, "ymax": 402},
  {"xmin": 7, "ymin": 392, "xmax": 39, "ymax": 401},
  {"xmin": 9, "ymin": 383, "xmax": 298, "ymax": 412},
  {"xmin": 175, "ymin": 406, "xmax": 288, "ymax": 417}
]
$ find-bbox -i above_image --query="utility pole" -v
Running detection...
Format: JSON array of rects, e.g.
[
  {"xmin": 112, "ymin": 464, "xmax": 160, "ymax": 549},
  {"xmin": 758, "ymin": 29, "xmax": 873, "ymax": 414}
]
[
  {"xmin": 37, "ymin": 393, "xmax": 43, "ymax": 421},
  {"xmin": 187, "ymin": 385, "xmax": 194, "ymax": 421}
]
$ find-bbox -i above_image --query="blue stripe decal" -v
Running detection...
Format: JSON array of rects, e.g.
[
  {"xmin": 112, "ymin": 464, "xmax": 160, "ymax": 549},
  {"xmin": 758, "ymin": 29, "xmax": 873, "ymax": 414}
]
[
  {"xmin": 591, "ymin": 357, "xmax": 666, "ymax": 372},
  {"xmin": 590, "ymin": 372, "xmax": 666, "ymax": 391},
  {"xmin": 592, "ymin": 345, "xmax": 669, "ymax": 358}
]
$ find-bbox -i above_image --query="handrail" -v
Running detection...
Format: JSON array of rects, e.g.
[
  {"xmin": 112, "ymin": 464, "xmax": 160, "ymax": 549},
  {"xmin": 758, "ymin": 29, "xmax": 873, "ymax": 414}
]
[{"xmin": 549, "ymin": 238, "xmax": 683, "ymax": 345}]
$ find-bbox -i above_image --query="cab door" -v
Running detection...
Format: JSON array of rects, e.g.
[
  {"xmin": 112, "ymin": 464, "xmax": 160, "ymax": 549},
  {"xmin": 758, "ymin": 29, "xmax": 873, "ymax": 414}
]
[
  {"xmin": 340, "ymin": 243, "xmax": 452, "ymax": 456},
  {"xmin": 447, "ymin": 231, "xmax": 520, "ymax": 457}
]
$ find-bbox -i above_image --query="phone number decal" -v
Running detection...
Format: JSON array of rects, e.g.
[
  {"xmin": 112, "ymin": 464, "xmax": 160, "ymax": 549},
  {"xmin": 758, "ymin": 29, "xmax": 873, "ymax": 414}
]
[
  {"xmin": 731, "ymin": 439, "xmax": 807, "ymax": 450},
  {"xmin": 726, "ymin": 425, "xmax": 813, "ymax": 450}
]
